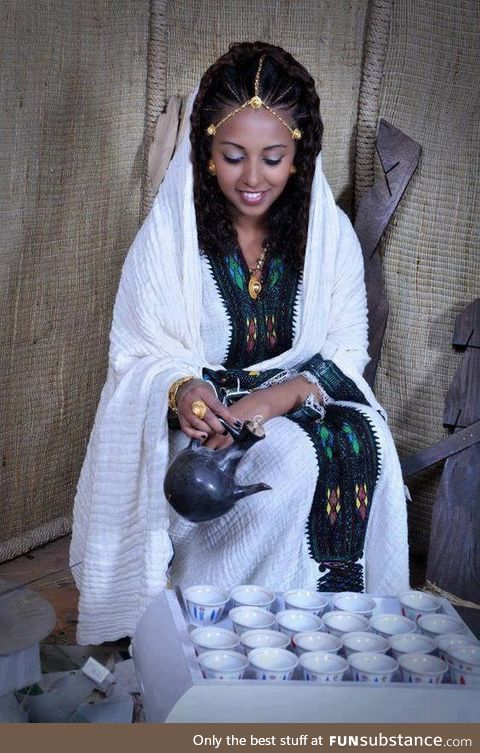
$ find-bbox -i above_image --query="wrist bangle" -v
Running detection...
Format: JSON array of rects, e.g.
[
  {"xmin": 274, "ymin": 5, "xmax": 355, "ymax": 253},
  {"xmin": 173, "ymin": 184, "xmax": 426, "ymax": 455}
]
[{"xmin": 168, "ymin": 376, "xmax": 195, "ymax": 413}]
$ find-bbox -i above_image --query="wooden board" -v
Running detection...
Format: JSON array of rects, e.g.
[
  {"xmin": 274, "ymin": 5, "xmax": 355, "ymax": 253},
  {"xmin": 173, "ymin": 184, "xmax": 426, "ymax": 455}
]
[
  {"xmin": 452, "ymin": 298, "xmax": 480, "ymax": 348},
  {"xmin": 401, "ymin": 419, "xmax": 480, "ymax": 478},
  {"xmin": 444, "ymin": 348, "xmax": 480, "ymax": 429},
  {"xmin": 355, "ymin": 120, "xmax": 421, "ymax": 386},
  {"xmin": 426, "ymin": 443, "xmax": 480, "ymax": 603}
]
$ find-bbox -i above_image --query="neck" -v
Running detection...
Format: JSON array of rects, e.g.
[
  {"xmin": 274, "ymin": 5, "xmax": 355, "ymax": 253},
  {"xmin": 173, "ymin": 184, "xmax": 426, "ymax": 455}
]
[
  {"xmin": 234, "ymin": 216, "xmax": 267, "ymax": 248},
  {"xmin": 232, "ymin": 207, "xmax": 267, "ymax": 233}
]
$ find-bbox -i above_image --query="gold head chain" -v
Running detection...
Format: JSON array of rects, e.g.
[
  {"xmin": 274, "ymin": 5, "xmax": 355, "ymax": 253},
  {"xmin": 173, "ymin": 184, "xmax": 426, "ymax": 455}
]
[{"xmin": 206, "ymin": 55, "xmax": 302, "ymax": 141}]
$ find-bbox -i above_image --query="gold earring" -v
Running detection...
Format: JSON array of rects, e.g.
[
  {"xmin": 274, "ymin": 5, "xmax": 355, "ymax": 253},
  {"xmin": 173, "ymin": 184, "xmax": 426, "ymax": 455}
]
[
  {"xmin": 208, "ymin": 159, "xmax": 217, "ymax": 176},
  {"xmin": 289, "ymin": 164, "xmax": 297, "ymax": 175}
]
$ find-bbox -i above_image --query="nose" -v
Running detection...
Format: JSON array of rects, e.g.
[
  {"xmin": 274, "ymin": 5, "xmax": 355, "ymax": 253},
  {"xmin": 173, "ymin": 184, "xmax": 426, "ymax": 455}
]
[{"xmin": 241, "ymin": 159, "xmax": 261, "ymax": 188}]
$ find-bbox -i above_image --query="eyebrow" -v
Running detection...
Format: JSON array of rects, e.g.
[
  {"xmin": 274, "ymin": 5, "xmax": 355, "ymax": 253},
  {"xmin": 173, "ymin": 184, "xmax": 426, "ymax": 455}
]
[{"xmin": 220, "ymin": 141, "xmax": 288, "ymax": 150}]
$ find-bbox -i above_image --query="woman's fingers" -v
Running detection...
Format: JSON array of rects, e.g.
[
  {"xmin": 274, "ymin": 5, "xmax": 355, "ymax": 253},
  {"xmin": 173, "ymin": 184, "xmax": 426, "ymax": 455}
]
[
  {"xmin": 177, "ymin": 381, "xmax": 242, "ymax": 436},
  {"xmin": 202, "ymin": 406, "xmax": 234, "ymax": 435},
  {"xmin": 203, "ymin": 434, "xmax": 233, "ymax": 451},
  {"xmin": 178, "ymin": 418, "xmax": 208, "ymax": 441}
]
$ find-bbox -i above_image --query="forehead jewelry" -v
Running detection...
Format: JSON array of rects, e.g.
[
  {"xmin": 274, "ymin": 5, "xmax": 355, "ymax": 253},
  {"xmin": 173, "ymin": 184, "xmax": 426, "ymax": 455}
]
[{"xmin": 206, "ymin": 55, "xmax": 302, "ymax": 141}]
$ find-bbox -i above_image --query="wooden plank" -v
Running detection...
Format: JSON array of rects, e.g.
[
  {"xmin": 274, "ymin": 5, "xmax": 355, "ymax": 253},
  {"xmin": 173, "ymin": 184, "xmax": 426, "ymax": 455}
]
[
  {"xmin": 355, "ymin": 120, "xmax": 421, "ymax": 386},
  {"xmin": 444, "ymin": 299, "xmax": 480, "ymax": 428},
  {"xmin": 444, "ymin": 349, "xmax": 480, "ymax": 428},
  {"xmin": 452, "ymin": 298, "xmax": 480, "ymax": 348},
  {"xmin": 426, "ymin": 297, "xmax": 480, "ymax": 604},
  {"xmin": 401, "ymin": 419, "xmax": 480, "ymax": 478},
  {"xmin": 426, "ymin": 443, "xmax": 480, "ymax": 603}
]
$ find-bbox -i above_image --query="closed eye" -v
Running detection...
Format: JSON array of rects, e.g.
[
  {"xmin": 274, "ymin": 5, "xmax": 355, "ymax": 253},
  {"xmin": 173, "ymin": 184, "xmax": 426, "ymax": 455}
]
[
  {"xmin": 222, "ymin": 155, "xmax": 284, "ymax": 166},
  {"xmin": 223, "ymin": 155, "xmax": 243, "ymax": 164}
]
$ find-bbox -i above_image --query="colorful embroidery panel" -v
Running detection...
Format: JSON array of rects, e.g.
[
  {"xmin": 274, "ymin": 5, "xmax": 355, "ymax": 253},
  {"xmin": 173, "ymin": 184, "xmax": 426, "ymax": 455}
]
[
  {"xmin": 202, "ymin": 253, "xmax": 380, "ymax": 593},
  {"xmin": 206, "ymin": 248, "xmax": 300, "ymax": 368}
]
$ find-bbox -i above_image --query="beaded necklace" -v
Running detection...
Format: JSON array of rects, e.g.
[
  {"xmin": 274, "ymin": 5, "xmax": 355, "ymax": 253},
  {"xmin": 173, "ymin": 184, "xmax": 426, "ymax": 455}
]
[{"xmin": 247, "ymin": 245, "xmax": 267, "ymax": 300}]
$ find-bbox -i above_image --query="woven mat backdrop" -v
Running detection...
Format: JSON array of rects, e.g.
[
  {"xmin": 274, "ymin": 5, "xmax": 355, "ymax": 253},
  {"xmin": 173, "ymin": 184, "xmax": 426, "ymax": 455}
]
[
  {"xmin": 0, "ymin": 1, "xmax": 149, "ymax": 560},
  {"xmin": 370, "ymin": 0, "xmax": 480, "ymax": 555}
]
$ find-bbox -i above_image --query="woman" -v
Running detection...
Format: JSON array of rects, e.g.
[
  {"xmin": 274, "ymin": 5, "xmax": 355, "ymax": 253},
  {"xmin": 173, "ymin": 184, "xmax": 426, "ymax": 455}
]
[{"xmin": 71, "ymin": 41, "xmax": 409, "ymax": 645}]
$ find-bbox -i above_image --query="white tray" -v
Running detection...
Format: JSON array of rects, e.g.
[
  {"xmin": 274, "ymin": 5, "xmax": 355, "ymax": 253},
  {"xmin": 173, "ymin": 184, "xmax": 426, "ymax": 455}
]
[{"xmin": 132, "ymin": 589, "xmax": 480, "ymax": 723}]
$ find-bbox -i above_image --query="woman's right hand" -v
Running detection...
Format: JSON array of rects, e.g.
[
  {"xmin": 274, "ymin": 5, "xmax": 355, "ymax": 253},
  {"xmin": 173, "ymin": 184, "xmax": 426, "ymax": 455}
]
[{"xmin": 175, "ymin": 379, "xmax": 239, "ymax": 440}]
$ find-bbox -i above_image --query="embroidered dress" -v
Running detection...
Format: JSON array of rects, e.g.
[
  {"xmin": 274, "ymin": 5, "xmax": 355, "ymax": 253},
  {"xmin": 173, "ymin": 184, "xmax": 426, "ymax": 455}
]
[
  {"xmin": 70, "ymin": 91, "xmax": 409, "ymax": 645},
  {"xmin": 168, "ymin": 249, "xmax": 381, "ymax": 593}
]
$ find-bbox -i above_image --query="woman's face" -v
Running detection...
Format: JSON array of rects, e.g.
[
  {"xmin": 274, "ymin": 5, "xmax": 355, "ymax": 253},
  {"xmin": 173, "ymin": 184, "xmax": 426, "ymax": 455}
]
[{"xmin": 210, "ymin": 105, "xmax": 296, "ymax": 226}]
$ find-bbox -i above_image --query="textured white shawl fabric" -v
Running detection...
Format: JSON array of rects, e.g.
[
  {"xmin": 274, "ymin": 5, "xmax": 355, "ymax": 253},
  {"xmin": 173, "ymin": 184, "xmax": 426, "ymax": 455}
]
[{"xmin": 70, "ymin": 101, "xmax": 409, "ymax": 644}]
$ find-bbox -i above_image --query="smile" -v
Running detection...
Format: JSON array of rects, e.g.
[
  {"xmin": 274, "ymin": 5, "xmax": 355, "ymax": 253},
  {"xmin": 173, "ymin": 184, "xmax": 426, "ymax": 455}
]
[{"xmin": 238, "ymin": 190, "xmax": 268, "ymax": 205}]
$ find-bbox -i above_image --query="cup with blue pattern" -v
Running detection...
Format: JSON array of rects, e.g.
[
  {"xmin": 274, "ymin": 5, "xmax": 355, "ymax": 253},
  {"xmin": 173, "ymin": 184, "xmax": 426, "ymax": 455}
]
[
  {"xmin": 348, "ymin": 651, "xmax": 398, "ymax": 683},
  {"xmin": 248, "ymin": 647, "xmax": 298, "ymax": 681},
  {"xmin": 198, "ymin": 650, "xmax": 248, "ymax": 680},
  {"xmin": 300, "ymin": 650, "xmax": 348, "ymax": 682},
  {"xmin": 398, "ymin": 652, "xmax": 448, "ymax": 684},
  {"xmin": 183, "ymin": 585, "xmax": 229, "ymax": 626}
]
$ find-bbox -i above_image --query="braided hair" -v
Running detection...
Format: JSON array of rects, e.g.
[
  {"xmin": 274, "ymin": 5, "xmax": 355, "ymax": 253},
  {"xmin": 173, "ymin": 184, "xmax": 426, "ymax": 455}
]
[{"xmin": 190, "ymin": 41, "xmax": 323, "ymax": 269}]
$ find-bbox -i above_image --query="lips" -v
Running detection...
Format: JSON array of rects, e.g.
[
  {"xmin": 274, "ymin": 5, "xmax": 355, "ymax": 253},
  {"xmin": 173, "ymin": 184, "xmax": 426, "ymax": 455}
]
[{"xmin": 238, "ymin": 190, "xmax": 268, "ymax": 205}]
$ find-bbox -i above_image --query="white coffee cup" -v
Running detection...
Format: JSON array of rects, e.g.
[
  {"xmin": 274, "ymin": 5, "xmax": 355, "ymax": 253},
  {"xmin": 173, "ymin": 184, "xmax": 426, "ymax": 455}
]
[
  {"xmin": 283, "ymin": 589, "xmax": 328, "ymax": 615},
  {"xmin": 292, "ymin": 631, "xmax": 342, "ymax": 656},
  {"xmin": 198, "ymin": 650, "xmax": 248, "ymax": 680},
  {"xmin": 370, "ymin": 613, "xmax": 417, "ymax": 638},
  {"xmin": 389, "ymin": 632, "xmax": 436, "ymax": 660},
  {"xmin": 229, "ymin": 606, "xmax": 276, "ymax": 635},
  {"xmin": 190, "ymin": 626, "xmax": 240, "ymax": 655},
  {"xmin": 240, "ymin": 629, "xmax": 290, "ymax": 653},
  {"xmin": 398, "ymin": 652, "xmax": 447, "ymax": 685},
  {"xmin": 342, "ymin": 631, "xmax": 389, "ymax": 658},
  {"xmin": 300, "ymin": 651, "xmax": 348, "ymax": 682},
  {"xmin": 230, "ymin": 584, "xmax": 275, "ymax": 610},
  {"xmin": 348, "ymin": 651, "xmax": 398, "ymax": 683},
  {"xmin": 332, "ymin": 592, "xmax": 376, "ymax": 617},
  {"xmin": 398, "ymin": 591, "xmax": 441, "ymax": 622},
  {"xmin": 248, "ymin": 647, "xmax": 298, "ymax": 681},
  {"xmin": 276, "ymin": 609, "xmax": 324, "ymax": 639},
  {"xmin": 183, "ymin": 585, "xmax": 229, "ymax": 626},
  {"xmin": 323, "ymin": 610, "xmax": 370, "ymax": 637}
]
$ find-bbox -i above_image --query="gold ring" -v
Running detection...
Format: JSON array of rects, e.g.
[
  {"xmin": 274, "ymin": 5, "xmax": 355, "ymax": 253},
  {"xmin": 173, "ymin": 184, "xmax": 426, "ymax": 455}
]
[{"xmin": 191, "ymin": 400, "xmax": 208, "ymax": 420}]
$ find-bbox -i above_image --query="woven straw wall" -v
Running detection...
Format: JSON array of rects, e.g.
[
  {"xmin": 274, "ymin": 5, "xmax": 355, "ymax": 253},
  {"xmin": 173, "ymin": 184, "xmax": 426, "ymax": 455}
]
[
  {"xmin": 372, "ymin": 0, "xmax": 480, "ymax": 555},
  {"xmin": 0, "ymin": 1, "xmax": 149, "ymax": 559}
]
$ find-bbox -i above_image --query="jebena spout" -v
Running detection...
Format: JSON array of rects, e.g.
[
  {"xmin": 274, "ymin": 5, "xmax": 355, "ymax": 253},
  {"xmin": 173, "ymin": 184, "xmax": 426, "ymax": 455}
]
[{"xmin": 233, "ymin": 482, "xmax": 272, "ymax": 501}]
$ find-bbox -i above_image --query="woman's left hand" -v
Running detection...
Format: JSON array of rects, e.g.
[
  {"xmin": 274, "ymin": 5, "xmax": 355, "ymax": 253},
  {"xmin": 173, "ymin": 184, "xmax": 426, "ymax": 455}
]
[
  {"xmin": 202, "ymin": 391, "xmax": 269, "ymax": 450},
  {"xmin": 203, "ymin": 375, "xmax": 316, "ymax": 450}
]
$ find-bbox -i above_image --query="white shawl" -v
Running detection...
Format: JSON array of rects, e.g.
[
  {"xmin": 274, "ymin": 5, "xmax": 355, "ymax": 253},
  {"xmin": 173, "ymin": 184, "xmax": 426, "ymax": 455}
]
[{"xmin": 70, "ymin": 97, "xmax": 406, "ymax": 644}]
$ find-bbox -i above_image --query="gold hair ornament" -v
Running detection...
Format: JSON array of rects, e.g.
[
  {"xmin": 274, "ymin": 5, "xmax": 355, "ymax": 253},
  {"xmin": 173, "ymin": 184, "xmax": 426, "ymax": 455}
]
[{"xmin": 206, "ymin": 56, "xmax": 302, "ymax": 141}]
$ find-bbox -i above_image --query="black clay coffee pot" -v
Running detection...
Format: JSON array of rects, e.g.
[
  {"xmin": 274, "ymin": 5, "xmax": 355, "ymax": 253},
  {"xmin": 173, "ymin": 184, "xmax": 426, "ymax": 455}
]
[{"xmin": 164, "ymin": 419, "xmax": 271, "ymax": 523}]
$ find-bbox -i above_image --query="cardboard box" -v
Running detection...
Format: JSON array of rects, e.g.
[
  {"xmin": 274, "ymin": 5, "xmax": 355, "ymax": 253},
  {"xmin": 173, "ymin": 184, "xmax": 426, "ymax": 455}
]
[{"xmin": 133, "ymin": 590, "xmax": 479, "ymax": 722}]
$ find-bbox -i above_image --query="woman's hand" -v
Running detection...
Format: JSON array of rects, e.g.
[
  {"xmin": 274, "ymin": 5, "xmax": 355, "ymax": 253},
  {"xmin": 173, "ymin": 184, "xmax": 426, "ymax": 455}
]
[
  {"xmin": 203, "ymin": 391, "xmax": 269, "ymax": 450},
  {"xmin": 203, "ymin": 375, "xmax": 318, "ymax": 450},
  {"xmin": 176, "ymin": 379, "xmax": 240, "ymax": 441}
]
